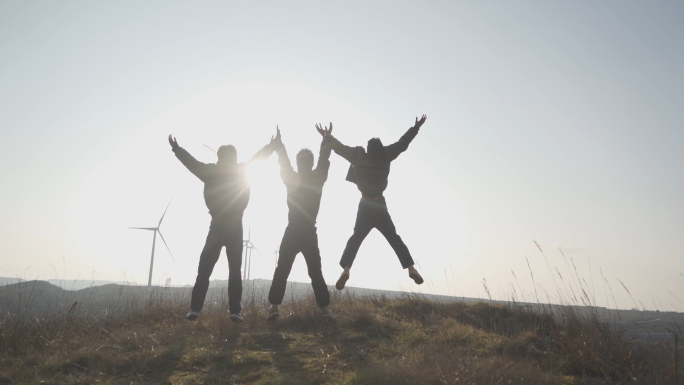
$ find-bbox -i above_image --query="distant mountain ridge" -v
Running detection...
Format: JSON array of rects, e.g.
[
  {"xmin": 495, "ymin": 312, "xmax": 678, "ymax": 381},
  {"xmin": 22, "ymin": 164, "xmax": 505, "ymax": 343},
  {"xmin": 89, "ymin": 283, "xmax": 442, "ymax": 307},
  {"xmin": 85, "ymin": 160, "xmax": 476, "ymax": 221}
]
[
  {"xmin": 46, "ymin": 279, "xmax": 141, "ymax": 290},
  {"xmin": 0, "ymin": 278, "xmax": 478, "ymax": 319},
  {"xmin": 0, "ymin": 277, "xmax": 473, "ymax": 304},
  {"xmin": 0, "ymin": 277, "xmax": 24, "ymax": 286},
  {"xmin": 0, "ymin": 277, "xmax": 140, "ymax": 290}
]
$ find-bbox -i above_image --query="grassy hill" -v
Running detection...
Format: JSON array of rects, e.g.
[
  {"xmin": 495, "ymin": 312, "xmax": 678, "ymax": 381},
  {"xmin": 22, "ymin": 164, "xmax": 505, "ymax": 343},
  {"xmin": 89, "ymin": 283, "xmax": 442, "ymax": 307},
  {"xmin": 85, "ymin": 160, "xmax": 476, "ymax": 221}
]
[{"xmin": 0, "ymin": 283, "xmax": 681, "ymax": 384}]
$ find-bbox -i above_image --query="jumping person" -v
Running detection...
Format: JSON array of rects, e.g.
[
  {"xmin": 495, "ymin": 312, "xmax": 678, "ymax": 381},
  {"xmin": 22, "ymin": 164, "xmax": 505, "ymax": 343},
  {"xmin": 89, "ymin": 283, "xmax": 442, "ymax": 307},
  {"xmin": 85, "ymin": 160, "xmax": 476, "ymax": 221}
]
[
  {"xmin": 326, "ymin": 115, "xmax": 427, "ymax": 290},
  {"xmin": 267, "ymin": 124, "xmax": 332, "ymax": 320},
  {"xmin": 168, "ymin": 133, "xmax": 277, "ymax": 322}
]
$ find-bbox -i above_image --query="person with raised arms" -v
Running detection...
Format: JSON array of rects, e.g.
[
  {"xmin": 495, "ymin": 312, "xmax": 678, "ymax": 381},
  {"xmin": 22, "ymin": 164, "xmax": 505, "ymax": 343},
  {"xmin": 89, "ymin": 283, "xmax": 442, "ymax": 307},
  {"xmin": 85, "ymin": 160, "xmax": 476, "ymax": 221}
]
[
  {"xmin": 325, "ymin": 115, "xmax": 428, "ymax": 290},
  {"xmin": 267, "ymin": 124, "xmax": 333, "ymax": 321},
  {"xmin": 168, "ymin": 132, "xmax": 278, "ymax": 322}
]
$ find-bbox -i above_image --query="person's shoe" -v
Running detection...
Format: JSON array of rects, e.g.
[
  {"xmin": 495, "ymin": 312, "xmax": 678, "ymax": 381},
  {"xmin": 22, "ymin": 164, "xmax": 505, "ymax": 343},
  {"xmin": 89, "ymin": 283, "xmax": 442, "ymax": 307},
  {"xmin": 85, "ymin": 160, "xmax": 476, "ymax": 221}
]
[
  {"xmin": 408, "ymin": 267, "xmax": 424, "ymax": 285},
  {"xmin": 336, "ymin": 270, "xmax": 350, "ymax": 290},
  {"xmin": 319, "ymin": 307, "xmax": 332, "ymax": 318},
  {"xmin": 185, "ymin": 310, "xmax": 200, "ymax": 321},
  {"xmin": 267, "ymin": 305, "xmax": 279, "ymax": 321},
  {"xmin": 230, "ymin": 313, "xmax": 243, "ymax": 323}
]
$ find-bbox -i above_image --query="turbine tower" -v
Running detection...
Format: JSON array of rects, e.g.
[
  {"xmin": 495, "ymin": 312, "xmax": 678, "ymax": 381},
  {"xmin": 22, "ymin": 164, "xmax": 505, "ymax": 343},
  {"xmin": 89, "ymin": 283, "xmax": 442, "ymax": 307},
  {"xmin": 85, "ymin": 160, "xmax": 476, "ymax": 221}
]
[
  {"xmin": 272, "ymin": 250, "xmax": 279, "ymax": 269},
  {"xmin": 242, "ymin": 229, "xmax": 259, "ymax": 281},
  {"xmin": 130, "ymin": 200, "xmax": 175, "ymax": 287}
]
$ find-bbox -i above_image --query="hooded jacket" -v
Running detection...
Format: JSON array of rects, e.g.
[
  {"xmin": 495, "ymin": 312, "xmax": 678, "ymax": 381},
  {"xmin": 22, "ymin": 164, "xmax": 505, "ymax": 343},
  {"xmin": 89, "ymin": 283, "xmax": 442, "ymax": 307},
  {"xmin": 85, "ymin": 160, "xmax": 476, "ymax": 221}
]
[{"xmin": 326, "ymin": 125, "xmax": 420, "ymax": 198}]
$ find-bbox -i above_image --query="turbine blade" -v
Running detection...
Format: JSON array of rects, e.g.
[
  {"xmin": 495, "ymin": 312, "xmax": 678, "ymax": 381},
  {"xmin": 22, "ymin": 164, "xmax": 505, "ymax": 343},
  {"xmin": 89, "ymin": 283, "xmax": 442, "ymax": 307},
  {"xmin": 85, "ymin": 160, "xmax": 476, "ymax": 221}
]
[
  {"xmin": 251, "ymin": 244, "xmax": 261, "ymax": 255},
  {"xmin": 157, "ymin": 231, "xmax": 175, "ymax": 262},
  {"xmin": 130, "ymin": 227, "xmax": 157, "ymax": 231},
  {"xmin": 158, "ymin": 199, "xmax": 172, "ymax": 227}
]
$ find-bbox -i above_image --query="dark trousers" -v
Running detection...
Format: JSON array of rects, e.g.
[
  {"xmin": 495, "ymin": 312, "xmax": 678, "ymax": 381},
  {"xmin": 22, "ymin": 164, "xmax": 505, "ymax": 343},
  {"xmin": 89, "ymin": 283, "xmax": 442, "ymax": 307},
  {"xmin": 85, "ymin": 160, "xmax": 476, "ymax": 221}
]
[
  {"xmin": 190, "ymin": 220, "xmax": 243, "ymax": 314},
  {"xmin": 340, "ymin": 198, "xmax": 415, "ymax": 269},
  {"xmin": 268, "ymin": 224, "xmax": 330, "ymax": 308}
]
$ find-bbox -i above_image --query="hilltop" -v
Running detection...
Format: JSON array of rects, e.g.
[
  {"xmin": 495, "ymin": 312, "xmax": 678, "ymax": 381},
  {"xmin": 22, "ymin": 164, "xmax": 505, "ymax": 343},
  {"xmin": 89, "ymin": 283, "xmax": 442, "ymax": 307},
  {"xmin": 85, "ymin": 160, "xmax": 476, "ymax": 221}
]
[
  {"xmin": 1, "ymin": 279, "xmax": 680, "ymax": 337},
  {"xmin": 0, "ymin": 283, "xmax": 681, "ymax": 384}
]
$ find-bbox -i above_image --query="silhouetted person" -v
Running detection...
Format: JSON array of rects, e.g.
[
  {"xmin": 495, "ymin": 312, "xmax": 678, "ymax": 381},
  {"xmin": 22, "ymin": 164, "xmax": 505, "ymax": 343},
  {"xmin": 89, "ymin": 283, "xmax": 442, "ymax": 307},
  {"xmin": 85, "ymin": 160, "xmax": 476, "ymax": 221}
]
[
  {"xmin": 168, "ymin": 133, "xmax": 277, "ymax": 322},
  {"xmin": 267, "ymin": 125, "xmax": 332, "ymax": 320},
  {"xmin": 326, "ymin": 115, "xmax": 427, "ymax": 290}
]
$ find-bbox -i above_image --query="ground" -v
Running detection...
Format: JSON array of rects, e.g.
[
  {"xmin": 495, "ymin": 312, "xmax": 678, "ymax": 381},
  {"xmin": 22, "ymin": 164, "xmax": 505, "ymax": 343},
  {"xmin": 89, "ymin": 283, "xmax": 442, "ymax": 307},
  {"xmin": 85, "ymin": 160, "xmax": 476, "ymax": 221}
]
[{"xmin": 0, "ymin": 291, "xmax": 681, "ymax": 384}]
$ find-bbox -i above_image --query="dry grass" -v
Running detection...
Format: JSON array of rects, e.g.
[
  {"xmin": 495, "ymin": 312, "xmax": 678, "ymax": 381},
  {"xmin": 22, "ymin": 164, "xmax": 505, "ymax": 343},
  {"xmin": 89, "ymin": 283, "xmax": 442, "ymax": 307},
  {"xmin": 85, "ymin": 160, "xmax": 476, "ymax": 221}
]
[{"xmin": 0, "ymin": 288, "xmax": 681, "ymax": 385}]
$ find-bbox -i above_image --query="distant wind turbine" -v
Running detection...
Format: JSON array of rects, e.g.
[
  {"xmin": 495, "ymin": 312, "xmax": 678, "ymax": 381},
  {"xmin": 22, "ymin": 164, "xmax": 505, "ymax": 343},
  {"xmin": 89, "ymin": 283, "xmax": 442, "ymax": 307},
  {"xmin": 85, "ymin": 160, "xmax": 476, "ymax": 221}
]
[
  {"xmin": 242, "ymin": 229, "xmax": 260, "ymax": 281},
  {"xmin": 129, "ymin": 200, "xmax": 175, "ymax": 287}
]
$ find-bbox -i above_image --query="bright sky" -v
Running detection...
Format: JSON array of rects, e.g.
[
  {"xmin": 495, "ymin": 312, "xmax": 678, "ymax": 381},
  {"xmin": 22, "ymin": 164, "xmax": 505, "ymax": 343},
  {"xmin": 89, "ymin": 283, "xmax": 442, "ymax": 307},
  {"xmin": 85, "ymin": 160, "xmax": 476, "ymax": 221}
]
[{"xmin": 1, "ymin": 1, "xmax": 682, "ymax": 311}]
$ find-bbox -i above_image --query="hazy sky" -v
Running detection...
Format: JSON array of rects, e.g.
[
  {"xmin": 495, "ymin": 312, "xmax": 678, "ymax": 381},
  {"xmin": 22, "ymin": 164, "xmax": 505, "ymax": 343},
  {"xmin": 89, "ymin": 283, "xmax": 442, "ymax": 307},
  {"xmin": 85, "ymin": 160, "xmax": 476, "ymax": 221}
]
[{"xmin": 1, "ymin": 1, "xmax": 682, "ymax": 311}]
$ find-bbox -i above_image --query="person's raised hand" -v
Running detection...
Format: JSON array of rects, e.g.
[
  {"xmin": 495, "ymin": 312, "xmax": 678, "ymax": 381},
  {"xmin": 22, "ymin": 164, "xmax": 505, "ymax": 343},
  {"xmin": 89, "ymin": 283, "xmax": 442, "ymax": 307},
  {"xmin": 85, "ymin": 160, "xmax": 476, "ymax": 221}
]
[
  {"xmin": 316, "ymin": 122, "xmax": 333, "ymax": 137},
  {"xmin": 274, "ymin": 125, "xmax": 282, "ymax": 143},
  {"xmin": 168, "ymin": 135, "xmax": 179, "ymax": 150},
  {"xmin": 269, "ymin": 125, "xmax": 282, "ymax": 146},
  {"xmin": 414, "ymin": 114, "xmax": 427, "ymax": 129}
]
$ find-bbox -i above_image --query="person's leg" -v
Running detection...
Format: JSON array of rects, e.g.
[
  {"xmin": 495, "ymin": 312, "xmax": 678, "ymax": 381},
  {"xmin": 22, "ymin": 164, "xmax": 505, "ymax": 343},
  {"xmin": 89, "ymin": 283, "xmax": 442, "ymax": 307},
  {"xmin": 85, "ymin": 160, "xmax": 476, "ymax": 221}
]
[
  {"xmin": 225, "ymin": 222, "xmax": 244, "ymax": 316},
  {"xmin": 374, "ymin": 200, "xmax": 423, "ymax": 284},
  {"xmin": 339, "ymin": 200, "xmax": 375, "ymax": 269},
  {"xmin": 374, "ymin": 200, "xmax": 415, "ymax": 268},
  {"xmin": 190, "ymin": 224, "xmax": 223, "ymax": 312},
  {"xmin": 301, "ymin": 228, "xmax": 330, "ymax": 308},
  {"xmin": 337, "ymin": 200, "xmax": 375, "ymax": 290},
  {"xmin": 268, "ymin": 226, "xmax": 300, "ymax": 307}
]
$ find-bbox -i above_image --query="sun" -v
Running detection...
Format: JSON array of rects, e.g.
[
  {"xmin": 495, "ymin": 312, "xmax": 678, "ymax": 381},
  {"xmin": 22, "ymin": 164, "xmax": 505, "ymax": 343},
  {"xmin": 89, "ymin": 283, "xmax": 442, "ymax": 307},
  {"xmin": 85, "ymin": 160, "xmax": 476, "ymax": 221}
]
[
  {"xmin": 246, "ymin": 161, "xmax": 280, "ymax": 191},
  {"xmin": 245, "ymin": 160, "xmax": 287, "ymax": 221}
]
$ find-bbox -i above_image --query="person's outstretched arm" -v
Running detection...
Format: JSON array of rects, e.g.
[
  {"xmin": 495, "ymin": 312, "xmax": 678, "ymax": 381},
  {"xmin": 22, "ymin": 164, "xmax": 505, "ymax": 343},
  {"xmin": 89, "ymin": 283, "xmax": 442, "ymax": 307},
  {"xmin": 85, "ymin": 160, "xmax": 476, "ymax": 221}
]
[
  {"xmin": 272, "ymin": 127, "xmax": 298, "ymax": 188},
  {"xmin": 314, "ymin": 123, "xmax": 333, "ymax": 183},
  {"xmin": 321, "ymin": 122, "xmax": 365, "ymax": 166},
  {"xmin": 168, "ymin": 135, "xmax": 211, "ymax": 182},
  {"xmin": 384, "ymin": 114, "xmax": 427, "ymax": 161},
  {"xmin": 247, "ymin": 127, "xmax": 279, "ymax": 164}
]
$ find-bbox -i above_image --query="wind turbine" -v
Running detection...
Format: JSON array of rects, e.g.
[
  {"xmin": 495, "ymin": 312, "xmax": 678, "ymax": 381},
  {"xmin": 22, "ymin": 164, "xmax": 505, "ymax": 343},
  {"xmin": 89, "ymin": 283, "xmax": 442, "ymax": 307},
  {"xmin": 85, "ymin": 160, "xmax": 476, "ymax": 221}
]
[
  {"xmin": 130, "ymin": 200, "xmax": 175, "ymax": 287},
  {"xmin": 242, "ymin": 229, "xmax": 260, "ymax": 281}
]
